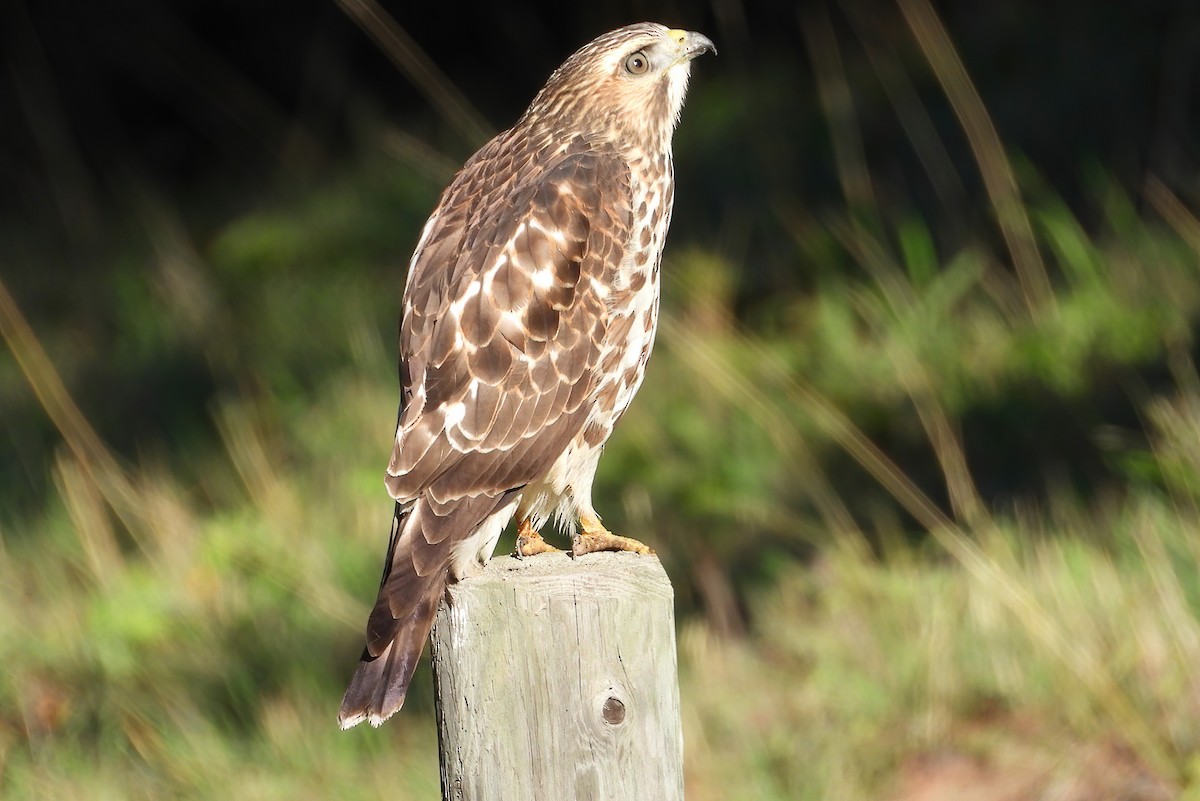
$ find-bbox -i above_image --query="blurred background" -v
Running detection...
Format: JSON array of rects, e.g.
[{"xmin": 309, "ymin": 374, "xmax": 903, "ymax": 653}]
[{"xmin": 2, "ymin": 0, "xmax": 1199, "ymax": 798}]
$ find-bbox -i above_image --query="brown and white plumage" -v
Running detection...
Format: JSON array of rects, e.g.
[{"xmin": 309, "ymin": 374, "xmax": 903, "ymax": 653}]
[{"xmin": 338, "ymin": 22, "xmax": 713, "ymax": 729}]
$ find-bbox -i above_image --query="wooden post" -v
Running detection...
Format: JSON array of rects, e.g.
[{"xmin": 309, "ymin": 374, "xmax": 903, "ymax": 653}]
[{"xmin": 430, "ymin": 551, "xmax": 684, "ymax": 801}]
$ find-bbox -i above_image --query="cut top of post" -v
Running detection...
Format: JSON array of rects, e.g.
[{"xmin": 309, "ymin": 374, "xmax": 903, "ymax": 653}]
[{"xmin": 431, "ymin": 552, "xmax": 684, "ymax": 801}]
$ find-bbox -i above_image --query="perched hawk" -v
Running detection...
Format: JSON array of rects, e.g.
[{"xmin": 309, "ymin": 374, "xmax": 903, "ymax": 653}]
[{"xmin": 338, "ymin": 22, "xmax": 714, "ymax": 729}]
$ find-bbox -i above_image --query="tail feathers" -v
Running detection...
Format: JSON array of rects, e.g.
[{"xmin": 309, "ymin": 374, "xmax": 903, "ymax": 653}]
[
  {"xmin": 337, "ymin": 579, "xmax": 443, "ymax": 729},
  {"xmin": 339, "ymin": 492, "xmax": 519, "ymax": 729}
]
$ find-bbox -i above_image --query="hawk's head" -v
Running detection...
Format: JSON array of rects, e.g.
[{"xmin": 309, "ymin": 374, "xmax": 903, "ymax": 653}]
[{"xmin": 521, "ymin": 23, "xmax": 715, "ymax": 152}]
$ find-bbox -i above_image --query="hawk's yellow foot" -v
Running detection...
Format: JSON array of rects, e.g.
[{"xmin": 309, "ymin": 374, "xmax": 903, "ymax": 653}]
[
  {"xmin": 515, "ymin": 517, "xmax": 560, "ymax": 558},
  {"xmin": 572, "ymin": 511, "xmax": 653, "ymax": 557}
]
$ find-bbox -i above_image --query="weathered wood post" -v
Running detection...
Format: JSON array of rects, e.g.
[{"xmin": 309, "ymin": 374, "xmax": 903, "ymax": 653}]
[{"xmin": 430, "ymin": 551, "xmax": 684, "ymax": 801}]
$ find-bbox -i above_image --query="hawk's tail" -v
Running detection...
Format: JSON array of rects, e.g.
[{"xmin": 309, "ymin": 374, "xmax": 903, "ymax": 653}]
[
  {"xmin": 338, "ymin": 493, "xmax": 517, "ymax": 729},
  {"xmin": 337, "ymin": 502, "xmax": 447, "ymax": 729},
  {"xmin": 336, "ymin": 599, "xmax": 443, "ymax": 729}
]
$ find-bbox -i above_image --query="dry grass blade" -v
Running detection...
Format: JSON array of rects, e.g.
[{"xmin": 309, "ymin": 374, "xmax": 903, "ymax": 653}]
[
  {"xmin": 0, "ymin": 277, "xmax": 145, "ymax": 542},
  {"xmin": 841, "ymin": 0, "xmax": 966, "ymax": 210},
  {"xmin": 896, "ymin": 0, "xmax": 1052, "ymax": 317},
  {"xmin": 658, "ymin": 311, "xmax": 863, "ymax": 541},
  {"xmin": 801, "ymin": 5, "xmax": 878, "ymax": 213},
  {"xmin": 215, "ymin": 402, "xmax": 289, "ymax": 516},
  {"xmin": 883, "ymin": 339, "xmax": 985, "ymax": 526},
  {"xmin": 333, "ymin": 0, "xmax": 492, "ymax": 148},
  {"xmin": 1144, "ymin": 175, "xmax": 1200, "ymax": 256},
  {"xmin": 822, "ymin": 219, "xmax": 986, "ymax": 524},
  {"xmin": 54, "ymin": 453, "xmax": 123, "ymax": 585},
  {"xmin": 380, "ymin": 127, "xmax": 459, "ymax": 186}
]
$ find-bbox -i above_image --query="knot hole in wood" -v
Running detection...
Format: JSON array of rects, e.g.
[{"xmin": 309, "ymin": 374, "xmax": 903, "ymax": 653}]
[{"xmin": 602, "ymin": 695, "xmax": 626, "ymax": 725}]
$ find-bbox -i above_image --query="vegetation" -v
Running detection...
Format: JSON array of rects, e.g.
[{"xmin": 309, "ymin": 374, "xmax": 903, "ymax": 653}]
[{"xmin": 3, "ymin": 2, "xmax": 1200, "ymax": 798}]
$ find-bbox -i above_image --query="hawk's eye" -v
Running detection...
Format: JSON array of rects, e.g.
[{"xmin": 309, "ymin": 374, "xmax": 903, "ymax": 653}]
[{"xmin": 624, "ymin": 50, "xmax": 649, "ymax": 75}]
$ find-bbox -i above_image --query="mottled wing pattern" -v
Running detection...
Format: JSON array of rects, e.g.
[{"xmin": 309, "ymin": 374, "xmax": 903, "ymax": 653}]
[
  {"xmin": 389, "ymin": 143, "xmax": 633, "ymax": 507},
  {"xmin": 338, "ymin": 142, "xmax": 633, "ymax": 725}
]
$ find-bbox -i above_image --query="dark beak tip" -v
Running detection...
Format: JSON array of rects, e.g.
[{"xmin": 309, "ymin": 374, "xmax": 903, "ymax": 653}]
[{"xmin": 694, "ymin": 33, "xmax": 717, "ymax": 57}]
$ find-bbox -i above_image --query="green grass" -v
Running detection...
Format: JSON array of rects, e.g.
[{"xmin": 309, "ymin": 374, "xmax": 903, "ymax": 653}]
[{"xmin": 683, "ymin": 500, "xmax": 1200, "ymax": 800}]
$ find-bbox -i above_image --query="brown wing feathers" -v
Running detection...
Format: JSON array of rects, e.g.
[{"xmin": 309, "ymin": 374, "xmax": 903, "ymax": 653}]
[{"xmin": 337, "ymin": 149, "xmax": 632, "ymax": 728}]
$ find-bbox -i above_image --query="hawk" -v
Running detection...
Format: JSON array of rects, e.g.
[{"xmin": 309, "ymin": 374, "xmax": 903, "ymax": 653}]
[{"xmin": 338, "ymin": 22, "xmax": 714, "ymax": 729}]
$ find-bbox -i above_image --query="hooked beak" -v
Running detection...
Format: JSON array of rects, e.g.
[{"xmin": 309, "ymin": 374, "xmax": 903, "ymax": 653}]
[{"xmin": 667, "ymin": 29, "xmax": 717, "ymax": 62}]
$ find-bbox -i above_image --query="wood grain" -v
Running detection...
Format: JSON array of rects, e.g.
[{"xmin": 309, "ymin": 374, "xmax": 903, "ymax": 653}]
[{"xmin": 431, "ymin": 552, "xmax": 683, "ymax": 801}]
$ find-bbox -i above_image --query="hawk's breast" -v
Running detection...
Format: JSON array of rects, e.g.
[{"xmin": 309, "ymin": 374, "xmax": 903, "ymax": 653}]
[{"xmin": 581, "ymin": 148, "xmax": 675, "ymax": 448}]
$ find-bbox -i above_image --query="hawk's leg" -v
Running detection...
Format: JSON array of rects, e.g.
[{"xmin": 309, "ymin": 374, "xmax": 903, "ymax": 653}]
[
  {"xmin": 572, "ymin": 510, "xmax": 653, "ymax": 557},
  {"xmin": 515, "ymin": 516, "xmax": 560, "ymax": 558}
]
